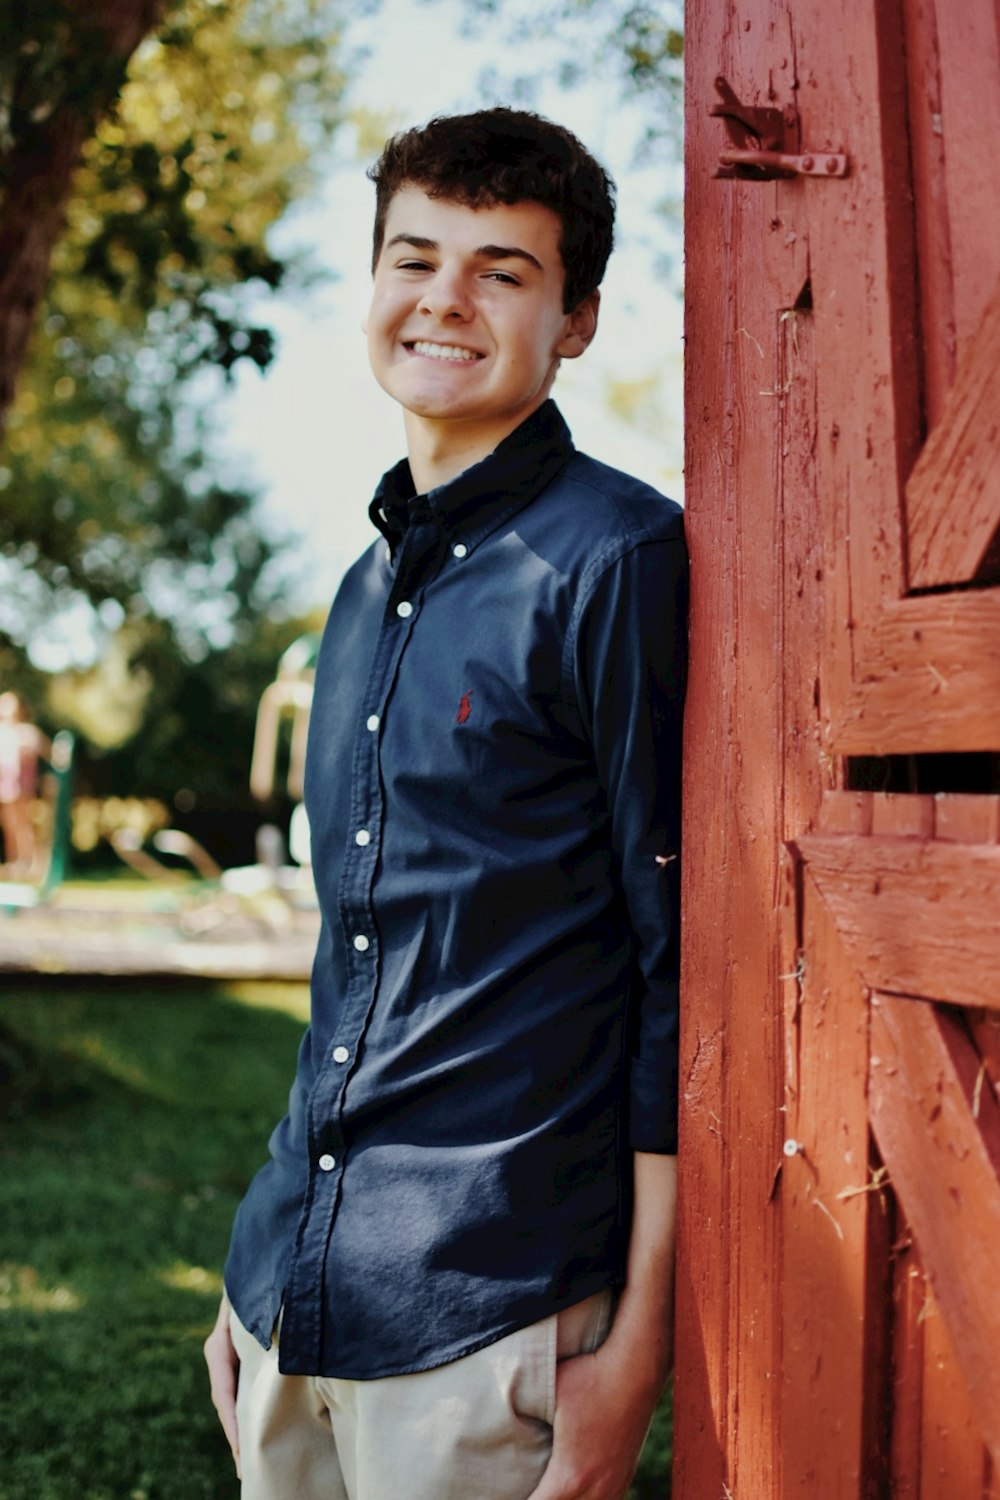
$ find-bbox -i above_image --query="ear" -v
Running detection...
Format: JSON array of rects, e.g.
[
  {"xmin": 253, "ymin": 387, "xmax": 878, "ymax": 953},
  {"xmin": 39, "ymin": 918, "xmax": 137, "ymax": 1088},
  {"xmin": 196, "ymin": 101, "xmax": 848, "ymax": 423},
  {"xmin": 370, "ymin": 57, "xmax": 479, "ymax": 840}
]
[{"xmin": 556, "ymin": 290, "xmax": 600, "ymax": 360}]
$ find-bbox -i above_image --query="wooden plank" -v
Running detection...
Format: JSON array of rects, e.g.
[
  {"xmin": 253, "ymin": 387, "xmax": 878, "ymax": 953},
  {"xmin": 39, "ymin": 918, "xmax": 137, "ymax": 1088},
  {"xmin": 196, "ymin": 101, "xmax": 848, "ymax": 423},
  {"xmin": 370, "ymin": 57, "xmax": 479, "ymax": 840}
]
[
  {"xmin": 799, "ymin": 0, "xmax": 1000, "ymax": 754},
  {"xmin": 906, "ymin": 272, "xmax": 1000, "ymax": 588},
  {"xmin": 800, "ymin": 0, "xmax": 923, "ymax": 735},
  {"xmin": 830, "ymin": 590, "xmax": 1000, "ymax": 754},
  {"xmin": 900, "ymin": 0, "xmax": 956, "ymax": 427},
  {"xmin": 818, "ymin": 792, "xmax": 873, "ymax": 837},
  {"xmin": 870, "ymin": 794, "xmax": 935, "ymax": 839},
  {"xmin": 932, "ymin": 2, "xmax": 1000, "ymax": 359},
  {"xmin": 889, "ymin": 1230, "xmax": 925, "ymax": 1499},
  {"xmin": 920, "ymin": 1289, "xmax": 995, "ymax": 1499},
  {"xmin": 933, "ymin": 794, "xmax": 1000, "ymax": 843},
  {"xmin": 966, "ymin": 1010, "xmax": 1000, "ymax": 1117},
  {"xmin": 0, "ymin": 932, "xmax": 316, "ymax": 980},
  {"xmin": 869, "ymin": 995, "xmax": 1000, "ymax": 1464},
  {"xmin": 781, "ymin": 882, "xmax": 892, "ymax": 1495},
  {"xmin": 676, "ymin": 7, "xmax": 818, "ymax": 1494},
  {"xmin": 797, "ymin": 836, "xmax": 1000, "ymax": 1009},
  {"xmin": 776, "ymin": 272, "xmax": 828, "ymax": 1132}
]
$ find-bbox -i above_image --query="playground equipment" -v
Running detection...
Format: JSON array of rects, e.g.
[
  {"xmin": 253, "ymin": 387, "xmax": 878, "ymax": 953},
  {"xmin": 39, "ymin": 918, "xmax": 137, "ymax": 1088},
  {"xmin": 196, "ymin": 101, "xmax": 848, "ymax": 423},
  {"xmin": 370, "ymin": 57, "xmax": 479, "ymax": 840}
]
[
  {"xmin": 250, "ymin": 633, "xmax": 318, "ymax": 806},
  {"xmin": 0, "ymin": 730, "xmax": 75, "ymax": 913},
  {"xmin": 0, "ymin": 642, "xmax": 320, "ymax": 976},
  {"xmin": 109, "ymin": 633, "xmax": 319, "ymax": 932}
]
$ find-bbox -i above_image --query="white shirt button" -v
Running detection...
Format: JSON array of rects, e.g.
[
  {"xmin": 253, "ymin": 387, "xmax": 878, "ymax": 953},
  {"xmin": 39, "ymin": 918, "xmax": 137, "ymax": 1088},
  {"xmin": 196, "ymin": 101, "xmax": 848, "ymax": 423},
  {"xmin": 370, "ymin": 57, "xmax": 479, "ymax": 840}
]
[
  {"xmin": 353, "ymin": 934, "xmax": 370, "ymax": 952},
  {"xmin": 355, "ymin": 829, "xmax": 371, "ymax": 847},
  {"xmin": 318, "ymin": 1154, "xmax": 336, "ymax": 1172},
  {"xmin": 396, "ymin": 600, "xmax": 413, "ymax": 618},
  {"xmin": 452, "ymin": 542, "xmax": 468, "ymax": 559},
  {"xmin": 332, "ymin": 1046, "xmax": 350, "ymax": 1064},
  {"xmin": 366, "ymin": 714, "xmax": 380, "ymax": 732}
]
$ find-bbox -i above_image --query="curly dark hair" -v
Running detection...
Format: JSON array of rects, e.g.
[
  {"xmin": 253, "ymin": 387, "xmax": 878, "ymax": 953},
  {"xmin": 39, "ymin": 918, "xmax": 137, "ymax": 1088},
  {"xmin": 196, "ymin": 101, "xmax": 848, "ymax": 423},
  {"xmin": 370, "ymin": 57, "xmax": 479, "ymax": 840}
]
[{"xmin": 367, "ymin": 108, "xmax": 616, "ymax": 313}]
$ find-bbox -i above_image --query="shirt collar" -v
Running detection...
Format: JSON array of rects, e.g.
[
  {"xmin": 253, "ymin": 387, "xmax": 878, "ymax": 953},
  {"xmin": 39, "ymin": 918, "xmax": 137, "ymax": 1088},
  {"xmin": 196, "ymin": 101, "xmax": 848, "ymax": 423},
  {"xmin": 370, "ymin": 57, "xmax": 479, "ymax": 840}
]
[{"xmin": 368, "ymin": 401, "xmax": 575, "ymax": 557}]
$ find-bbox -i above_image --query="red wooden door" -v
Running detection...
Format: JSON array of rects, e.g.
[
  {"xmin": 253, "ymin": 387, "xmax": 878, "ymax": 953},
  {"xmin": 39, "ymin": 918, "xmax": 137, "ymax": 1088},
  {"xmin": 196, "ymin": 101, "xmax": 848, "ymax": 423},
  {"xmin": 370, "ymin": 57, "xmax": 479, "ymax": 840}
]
[{"xmin": 677, "ymin": 2, "xmax": 1000, "ymax": 1495}]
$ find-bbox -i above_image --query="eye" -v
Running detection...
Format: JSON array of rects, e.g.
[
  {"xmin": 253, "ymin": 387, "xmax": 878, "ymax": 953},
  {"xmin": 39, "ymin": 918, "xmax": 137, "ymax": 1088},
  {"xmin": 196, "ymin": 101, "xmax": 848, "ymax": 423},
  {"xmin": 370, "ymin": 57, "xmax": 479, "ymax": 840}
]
[
  {"xmin": 483, "ymin": 270, "xmax": 520, "ymax": 286},
  {"xmin": 397, "ymin": 258, "xmax": 433, "ymax": 272}
]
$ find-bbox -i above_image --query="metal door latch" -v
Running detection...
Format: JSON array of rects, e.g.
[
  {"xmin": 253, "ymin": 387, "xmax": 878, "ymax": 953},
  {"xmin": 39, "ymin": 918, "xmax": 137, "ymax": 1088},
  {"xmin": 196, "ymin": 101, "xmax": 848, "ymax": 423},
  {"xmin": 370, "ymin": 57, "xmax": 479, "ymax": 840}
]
[{"xmin": 711, "ymin": 76, "xmax": 849, "ymax": 180}]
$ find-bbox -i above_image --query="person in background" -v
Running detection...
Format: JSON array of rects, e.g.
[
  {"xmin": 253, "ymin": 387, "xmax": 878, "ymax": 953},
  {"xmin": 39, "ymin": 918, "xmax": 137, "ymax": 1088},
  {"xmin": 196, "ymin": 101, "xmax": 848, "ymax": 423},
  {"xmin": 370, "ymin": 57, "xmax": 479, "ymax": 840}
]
[{"xmin": 0, "ymin": 690, "xmax": 51, "ymax": 877}]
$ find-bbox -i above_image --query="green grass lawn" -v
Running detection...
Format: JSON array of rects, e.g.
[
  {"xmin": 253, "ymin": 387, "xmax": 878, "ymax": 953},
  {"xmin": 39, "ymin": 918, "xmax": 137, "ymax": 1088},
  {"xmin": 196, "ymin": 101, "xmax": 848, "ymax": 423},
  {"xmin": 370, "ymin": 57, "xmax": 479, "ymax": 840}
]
[{"xmin": 0, "ymin": 977, "xmax": 671, "ymax": 1499}]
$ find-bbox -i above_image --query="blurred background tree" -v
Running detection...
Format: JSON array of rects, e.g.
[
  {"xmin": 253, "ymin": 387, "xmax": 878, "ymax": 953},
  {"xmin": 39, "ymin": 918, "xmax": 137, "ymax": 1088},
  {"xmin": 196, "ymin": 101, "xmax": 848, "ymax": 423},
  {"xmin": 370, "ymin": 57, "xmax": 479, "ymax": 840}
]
[
  {"xmin": 0, "ymin": 0, "xmax": 351, "ymax": 861},
  {"xmin": 452, "ymin": 0, "xmax": 682, "ymax": 184}
]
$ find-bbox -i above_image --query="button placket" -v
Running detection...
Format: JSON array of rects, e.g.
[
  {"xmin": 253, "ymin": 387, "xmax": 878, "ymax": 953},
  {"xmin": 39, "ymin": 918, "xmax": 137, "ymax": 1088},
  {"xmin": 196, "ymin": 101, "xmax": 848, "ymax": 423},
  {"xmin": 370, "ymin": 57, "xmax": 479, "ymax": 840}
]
[{"xmin": 330, "ymin": 514, "xmax": 445, "ymax": 1184}]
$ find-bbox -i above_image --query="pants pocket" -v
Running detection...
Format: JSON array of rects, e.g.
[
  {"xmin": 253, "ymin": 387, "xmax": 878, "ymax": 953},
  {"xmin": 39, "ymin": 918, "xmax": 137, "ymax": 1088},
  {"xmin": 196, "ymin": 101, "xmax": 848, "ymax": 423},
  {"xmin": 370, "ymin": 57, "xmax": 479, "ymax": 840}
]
[
  {"xmin": 556, "ymin": 1288, "xmax": 615, "ymax": 1361},
  {"xmin": 508, "ymin": 1312, "xmax": 559, "ymax": 1429}
]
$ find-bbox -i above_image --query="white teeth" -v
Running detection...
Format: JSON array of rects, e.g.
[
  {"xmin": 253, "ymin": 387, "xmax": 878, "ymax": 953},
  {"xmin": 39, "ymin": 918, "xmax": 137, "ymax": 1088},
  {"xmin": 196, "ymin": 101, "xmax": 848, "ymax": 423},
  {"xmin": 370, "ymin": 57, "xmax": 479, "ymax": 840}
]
[{"xmin": 410, "ymin": 341, "xmax": 480, "ymax": 362}]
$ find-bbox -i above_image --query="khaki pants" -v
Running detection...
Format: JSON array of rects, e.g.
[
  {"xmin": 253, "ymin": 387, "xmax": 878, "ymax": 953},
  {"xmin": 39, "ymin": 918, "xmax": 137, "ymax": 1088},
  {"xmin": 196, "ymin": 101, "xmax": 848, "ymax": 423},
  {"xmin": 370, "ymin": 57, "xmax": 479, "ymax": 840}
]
[{"xmin": 231, "ymin": 1291, "xmax": 613, "ymax": 1500}]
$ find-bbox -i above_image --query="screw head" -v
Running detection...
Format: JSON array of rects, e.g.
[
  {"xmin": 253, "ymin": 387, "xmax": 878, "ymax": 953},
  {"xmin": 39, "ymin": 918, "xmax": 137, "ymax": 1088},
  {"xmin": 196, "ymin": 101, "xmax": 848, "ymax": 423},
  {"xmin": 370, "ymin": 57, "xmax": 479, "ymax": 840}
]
[
  {"xmin": 826, "ymin": 156, "xmax": 840, "ymax": 173},
  {"xmin": 802, "ymin": 155, "xmax": 815, "ymax": 172},
  {"xmin": 783, "ymin": 1138, "xmax": 803, "ymax": 1158}
]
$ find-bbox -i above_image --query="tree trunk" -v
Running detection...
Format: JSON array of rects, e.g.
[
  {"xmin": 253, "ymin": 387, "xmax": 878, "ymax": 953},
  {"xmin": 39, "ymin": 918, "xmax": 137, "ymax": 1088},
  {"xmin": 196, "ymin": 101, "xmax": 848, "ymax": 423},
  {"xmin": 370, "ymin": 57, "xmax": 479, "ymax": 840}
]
[{"xmin": 0, "ymin": 0, "xmax": 167, "ymax": 436}]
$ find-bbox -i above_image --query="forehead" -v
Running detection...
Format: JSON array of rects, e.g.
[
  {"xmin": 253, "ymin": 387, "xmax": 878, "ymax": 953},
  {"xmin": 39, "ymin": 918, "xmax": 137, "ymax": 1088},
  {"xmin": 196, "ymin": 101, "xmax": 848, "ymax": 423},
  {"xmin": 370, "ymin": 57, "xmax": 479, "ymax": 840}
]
[{"xmin": 379, "ymin": 185, "xmax": 564, "ymax": 265}]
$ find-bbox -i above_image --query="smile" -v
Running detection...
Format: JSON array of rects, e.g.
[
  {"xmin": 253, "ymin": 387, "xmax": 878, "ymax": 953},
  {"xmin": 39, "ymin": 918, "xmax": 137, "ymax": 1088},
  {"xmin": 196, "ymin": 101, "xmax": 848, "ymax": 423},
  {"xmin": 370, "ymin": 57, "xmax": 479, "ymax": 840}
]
[{"xmin": 407, "ymin": 341, "xmax": 483, "ymax": 363}]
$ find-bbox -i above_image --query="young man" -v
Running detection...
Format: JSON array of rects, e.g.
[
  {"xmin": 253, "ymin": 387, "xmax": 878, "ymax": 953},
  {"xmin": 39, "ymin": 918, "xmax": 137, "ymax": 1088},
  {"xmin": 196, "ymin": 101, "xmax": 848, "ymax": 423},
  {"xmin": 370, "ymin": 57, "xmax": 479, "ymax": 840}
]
[{"xmin": 205, "ymin": 108, "xmax": 687, "ymax": 1500}]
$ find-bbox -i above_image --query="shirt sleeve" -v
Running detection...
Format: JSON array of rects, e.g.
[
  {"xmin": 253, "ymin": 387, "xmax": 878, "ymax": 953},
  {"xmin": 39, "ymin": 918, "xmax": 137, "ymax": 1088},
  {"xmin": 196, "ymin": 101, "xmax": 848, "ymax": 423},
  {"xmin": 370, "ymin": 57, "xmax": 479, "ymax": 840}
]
[{"xmin": 571, "ymin": 531, "xmax": 688, "ymax": 1154}]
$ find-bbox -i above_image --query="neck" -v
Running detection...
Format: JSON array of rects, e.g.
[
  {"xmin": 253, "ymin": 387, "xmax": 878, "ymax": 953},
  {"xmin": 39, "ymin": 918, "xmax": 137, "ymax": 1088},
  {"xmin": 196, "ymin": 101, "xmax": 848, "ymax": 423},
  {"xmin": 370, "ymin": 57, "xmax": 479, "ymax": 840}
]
[
  {"xmin": 404, "ymin": 421, "xmax": 495, "ymax": 494},
  {"xmin": 402, "ymin": 401, "xmax": 548, "ymax": 494}
]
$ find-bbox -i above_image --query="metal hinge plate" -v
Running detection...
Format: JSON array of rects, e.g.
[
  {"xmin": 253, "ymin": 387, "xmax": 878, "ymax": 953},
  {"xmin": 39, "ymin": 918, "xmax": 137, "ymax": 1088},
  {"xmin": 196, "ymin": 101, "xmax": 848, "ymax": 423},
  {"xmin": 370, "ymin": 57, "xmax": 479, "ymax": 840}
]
[{"xmin": 711, "ymin": 76, "xmax": 850, "ymax": 181}]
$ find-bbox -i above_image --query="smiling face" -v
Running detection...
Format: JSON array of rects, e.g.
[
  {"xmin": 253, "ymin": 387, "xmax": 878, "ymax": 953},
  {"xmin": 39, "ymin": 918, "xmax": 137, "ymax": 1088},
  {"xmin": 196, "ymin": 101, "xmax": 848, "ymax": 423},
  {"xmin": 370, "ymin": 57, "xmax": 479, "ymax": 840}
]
[{"xmin": 366, "ymin": 186, "xmax": 598, "ymax": 474}]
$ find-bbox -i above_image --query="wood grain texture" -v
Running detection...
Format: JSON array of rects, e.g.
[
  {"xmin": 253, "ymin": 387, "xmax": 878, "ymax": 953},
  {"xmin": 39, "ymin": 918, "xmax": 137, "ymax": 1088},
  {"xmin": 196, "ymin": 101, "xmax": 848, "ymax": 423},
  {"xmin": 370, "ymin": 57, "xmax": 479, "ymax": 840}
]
[
  {"xmin": 889, "ymin": 1232, "xmax": 927, "ymax": 1499},
  {"xmin": 802, "ymin": 0, "xmax": 923, "ymax": 743},
  {"xmin": 869, "ymin": 794, "xmax": 935, "ymax": 839},
  {"xmin": 818, "ymin": 792, "xmax": 873, "ymax": 837},
  {"xmin": 797, "ymin": 835, "xmax": 1000, "ymax": 1009},
  {"xmin": 680, "ymin": 0, "xmax": 1000, "ymax": 1489},
  {"xmin": 919, "ymin": 1290, "xmax": 993, "ymax": 1500},
  {"xmin": 869, "ymin": 996, "xmax": 1000, "ymax": 1463},
  {"xmin": 800, "ymin": 0, "xmax": 1000, "ymax": 755},
  {"xmin": 906, "ymin": 271, "xmax": 1000, "ymax": 588},
  {"xmin": 932, "ymin": 1, "xmax": 1000, "ymax": 359},
  {"xmin": 780, "ymin": 883, "xmax": 892, "ymax": 1496},
  {"xmin": 830, "ymin": 592, "xmax": 1000, "ymax": 754},
  {"xmin": 933, "ymin": 794, "xmax": 1000, "ymax": 843},
  {"xmin": 677, "ymin": 6, "xmax": 819, "ymax": 1494},
  {"xmin": 900, "ymin": 0, "xmax": 957, "ymax": 427}
]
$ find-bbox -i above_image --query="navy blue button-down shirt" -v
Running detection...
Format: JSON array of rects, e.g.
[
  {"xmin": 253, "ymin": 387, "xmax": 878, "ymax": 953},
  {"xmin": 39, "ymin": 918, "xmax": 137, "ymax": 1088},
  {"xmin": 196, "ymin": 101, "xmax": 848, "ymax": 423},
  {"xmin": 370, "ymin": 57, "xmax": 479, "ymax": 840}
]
[{"xmin": 225, "ymin": 401, "xmax": 687, "ymax": 1379}]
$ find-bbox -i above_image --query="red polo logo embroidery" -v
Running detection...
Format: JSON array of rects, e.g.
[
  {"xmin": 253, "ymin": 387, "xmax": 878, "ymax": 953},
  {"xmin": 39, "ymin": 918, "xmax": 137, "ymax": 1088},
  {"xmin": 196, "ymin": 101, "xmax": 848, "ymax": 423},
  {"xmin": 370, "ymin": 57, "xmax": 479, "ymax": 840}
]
[{"xmin": 456, "ymin": 690, "xmax": 473, "ymax": 725}]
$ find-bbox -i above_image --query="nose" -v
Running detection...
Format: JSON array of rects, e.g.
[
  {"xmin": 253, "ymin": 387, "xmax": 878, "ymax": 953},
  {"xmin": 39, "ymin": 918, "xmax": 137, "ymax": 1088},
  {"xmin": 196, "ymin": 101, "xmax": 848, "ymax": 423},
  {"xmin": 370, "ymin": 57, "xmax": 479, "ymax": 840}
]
[{"xmin": 418, "ymin": 265, "xmax": 473, "ymax": 322}]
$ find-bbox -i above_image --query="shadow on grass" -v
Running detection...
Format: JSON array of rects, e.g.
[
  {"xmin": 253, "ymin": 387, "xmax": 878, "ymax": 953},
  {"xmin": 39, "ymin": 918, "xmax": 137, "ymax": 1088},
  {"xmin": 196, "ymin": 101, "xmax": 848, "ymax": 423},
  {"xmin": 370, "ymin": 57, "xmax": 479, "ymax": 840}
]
[{"xmin": 0, "ymin": 976, "xmax": 671, "ymax": 1499}]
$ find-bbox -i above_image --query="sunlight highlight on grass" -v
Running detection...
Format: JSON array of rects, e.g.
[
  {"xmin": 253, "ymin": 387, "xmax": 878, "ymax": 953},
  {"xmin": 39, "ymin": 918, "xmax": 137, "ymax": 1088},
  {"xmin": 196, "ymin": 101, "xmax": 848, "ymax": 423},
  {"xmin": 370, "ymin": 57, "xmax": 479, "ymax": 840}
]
[
  {"xmin": 157, "ymin": 1261, "xmax": 224, "ymax": 1295},
  {"xmin": 0, "ymin": 1262, "xmax": 83, "ymax": 1313},
  {"xmin": 227, "ymin": 980, "xmax": 311, "ymax": 1022}
]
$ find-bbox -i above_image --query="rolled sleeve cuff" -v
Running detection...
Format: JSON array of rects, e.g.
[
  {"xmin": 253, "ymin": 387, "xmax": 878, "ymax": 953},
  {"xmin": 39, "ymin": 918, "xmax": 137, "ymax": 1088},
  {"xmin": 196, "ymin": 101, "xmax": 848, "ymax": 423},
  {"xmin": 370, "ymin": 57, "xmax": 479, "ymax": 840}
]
[{"xmin": 629, "ymin": 1053, "xmax": 679, "ymax": 1154}]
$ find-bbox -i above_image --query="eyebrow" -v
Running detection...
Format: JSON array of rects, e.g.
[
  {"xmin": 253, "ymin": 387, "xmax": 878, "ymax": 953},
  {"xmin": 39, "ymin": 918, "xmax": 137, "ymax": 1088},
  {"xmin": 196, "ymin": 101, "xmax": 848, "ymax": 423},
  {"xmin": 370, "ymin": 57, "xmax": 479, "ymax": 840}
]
[{"xmin": 385, "ymin": 234, "xmax": 544, "ymax": 272}]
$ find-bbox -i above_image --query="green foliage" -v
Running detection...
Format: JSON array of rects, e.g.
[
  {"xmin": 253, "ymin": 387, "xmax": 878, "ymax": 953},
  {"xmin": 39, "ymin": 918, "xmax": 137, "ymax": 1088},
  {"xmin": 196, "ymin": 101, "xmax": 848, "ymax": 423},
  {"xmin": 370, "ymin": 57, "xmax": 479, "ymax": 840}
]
[
  {"xmin": 0, "ymin": 977, "xmax": 672, "ymax": 1498},
  {"xmin": 0, "ymin": 0, "xmax": 348, "ymax": 832},
  {"xmin": 0, "ymin": 0, "xmax": 347, "ymax": 641}
]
